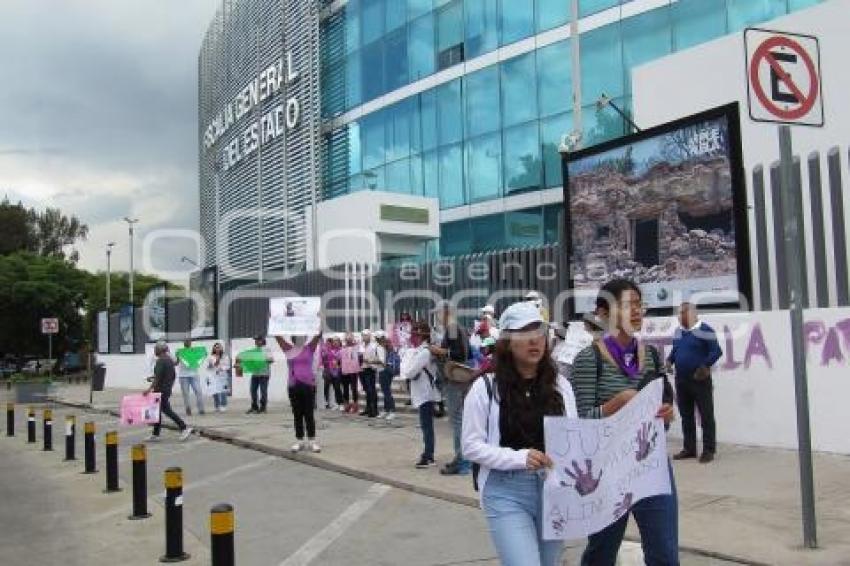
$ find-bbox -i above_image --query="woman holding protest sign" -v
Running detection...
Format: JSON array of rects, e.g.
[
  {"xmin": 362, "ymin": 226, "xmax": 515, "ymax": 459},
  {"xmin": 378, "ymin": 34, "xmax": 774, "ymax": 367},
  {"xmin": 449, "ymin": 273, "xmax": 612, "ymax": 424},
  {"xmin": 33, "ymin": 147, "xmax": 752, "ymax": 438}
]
[
  {"xmin": 205, "ymin": 342, "xmax": 231, "ymax": 412},
  {"xmin": 275, "ymin": 332, "xmax": 323, "ymax": 453},
  {"xmin": 570, "ymin": 278, "xmax": 678, "ymax": 566},
  {"xmin": 461, "ymin": 301, "xmax": 577, "ymax": 566}
]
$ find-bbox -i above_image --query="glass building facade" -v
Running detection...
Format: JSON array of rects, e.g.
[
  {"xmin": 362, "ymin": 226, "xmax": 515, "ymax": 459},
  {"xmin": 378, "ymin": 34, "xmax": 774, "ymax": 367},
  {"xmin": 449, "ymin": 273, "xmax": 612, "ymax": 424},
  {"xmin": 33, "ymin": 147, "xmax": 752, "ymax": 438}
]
[{"xmin": 319, "ymin": 0, "xmax": 824, "ymax": 257}]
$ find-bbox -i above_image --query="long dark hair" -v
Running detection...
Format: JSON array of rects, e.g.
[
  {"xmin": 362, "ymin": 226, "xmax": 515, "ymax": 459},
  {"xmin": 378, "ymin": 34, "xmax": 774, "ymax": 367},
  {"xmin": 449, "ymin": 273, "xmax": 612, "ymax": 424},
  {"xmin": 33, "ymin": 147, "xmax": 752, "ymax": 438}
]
[
  {"xmin": 494, "ymin": 331, "xmax": 565, "ymax": 429},
  {"xmin": 595, "ymin": 278, "xmax": 642, "ymax": 315}
]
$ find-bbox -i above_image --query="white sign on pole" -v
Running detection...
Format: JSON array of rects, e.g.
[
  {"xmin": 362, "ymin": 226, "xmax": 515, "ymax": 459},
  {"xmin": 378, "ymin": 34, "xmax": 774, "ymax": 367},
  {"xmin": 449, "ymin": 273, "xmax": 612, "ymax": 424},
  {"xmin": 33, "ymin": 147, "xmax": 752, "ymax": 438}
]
[
  {"xmin": 268, "ymin": 297, "xmax": 321, "ymax": 336},
  {"xmin": 745, "ymin": 28, "xmax": 823, "ymax": 127},
  {"xmin": 542, "ymin": 380, "xmax": 671, "ymax": 541},
  {"xmin": 41, "ymin": 318, "xmax": 59, "ymax": 334}
]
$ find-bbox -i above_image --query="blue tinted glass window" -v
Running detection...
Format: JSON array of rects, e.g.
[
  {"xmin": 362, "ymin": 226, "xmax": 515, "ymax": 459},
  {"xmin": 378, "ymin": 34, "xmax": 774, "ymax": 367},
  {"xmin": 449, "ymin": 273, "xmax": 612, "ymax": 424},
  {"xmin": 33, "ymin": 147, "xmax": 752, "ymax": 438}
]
[
  {"xmin": 441, "ymin": 220, "xmax": 472, "ymax": 256},
  {"xmin": 345, "ymin": 0, "xmax": 361, "ymax": 54},
  {"xmin": 361, "ymin": 111, "xmax": 385, "ymax": 170},
  {"xmin": 384, "ymin": 28, "xmax": 409, "ymax": 92},
  {"xmin": 672, "ymin": 0, "xmax": 726, "ymax": 51},
  {"xmin": 386, "ymin": 101, "xmax": 411, "ymax": 161},
  {"xmin": 346, "ymin": 52, "xmax": 362, "ymax": 108},
  {"xmin": 727, "ymin": 0, "xmax": 788, "ymax": 31},
  {"xmin": 501, "ymin": 51, "xmax": 537, "ymax": 128},
  {"xmin": 437, "ymin": 79, "xmax": 463, "ymax": 146},
  {"xmin": 386, "ymin": 158, "xmax": 412, "ymax": 193},
  {"xmin": 505, "ymin": 208, "xmax": 543, "ymax": 248},
  {"xmin": 583, "ymin": 100, "xmax": 625, "ymax": 147},
  {"xmin": 348, "ymin": 122, "xmax": 362, "ymax": 174},
  {"xmin": 471, "ymin": 215, "xmax": 506, "ymax": 252},
  {"xmin": 579, "ymin": 0, "xmax": 619, "ymax": 17},
  {"xmin": 361, "ymin": 40, "xmax": 385, "ymax": 101},
  {"xmin": 409, "ymin": 13, "xmax": 436, "ymax": 80},
  {"xmin": 363, "ymin": 165, "xmax": 385, "ymax": 191},
  {"xmin": 422, "ymin": 149, "xmax": 440, "ymax": 200},
  {"xmin": 386, "ymin": 0, "xmax": 407, "ymax": 31},
  {"xmin": 540, "ymin": 111, "xmax": 572, "ymax": 188},
  {"xmin": 464, "ymin": 0, "xmax": 499, "ymax": 59},
  {"xmin": 537, "ymin": 40, "xmax": 572, "ymax": 118},
  {"xmin": 500, "ymin": 0, "xmax": 534, "ymax": 45},
  {"xmin": 419, "ymin": 90, "xmax": 439, "ymax": 151},
  {"xmin": 349, "ymin": 173, "xmax": 364, "ymax": 193},
  {"xmin": 537, "ymin": 0, "xmax": 570, "ymax": 32},
  {"xmin": 465, "ymin": 132, "xmax": 502, "ymax": 202},
  {"xmin": 408, "ymin": 0, "xmax": 433, "ymax": 20},
  {"xmin": 410, "ymin": 153, "xmax": 424, "ymax": 195},
  {"xmin": 439, "ymin": 143, "xmax": 465, "ymax": 207},
  {"xmin": 543, "ymin": 204, "xmax": 562, "ymax": 244},
  {"xmin": 464, "ymin": 66, "xmax": 501, "ymax": 137},
  {"xmin": 437, "ymin": 0, "xmax": 463, "ymax": 53},
  {"xmin": 581, "ymin": 22, "xmax": 623, "ymax": 103},
  {"xmin": 503, "ymin": 121, "xmax": 541, "ymax": 193},
  {"xmin": 361, "ymin": 0, "xmax": 384, "ymax": 44},
  {"xmin": 622, "ymin": 7, "xmax": 671, "ymax": 93}
]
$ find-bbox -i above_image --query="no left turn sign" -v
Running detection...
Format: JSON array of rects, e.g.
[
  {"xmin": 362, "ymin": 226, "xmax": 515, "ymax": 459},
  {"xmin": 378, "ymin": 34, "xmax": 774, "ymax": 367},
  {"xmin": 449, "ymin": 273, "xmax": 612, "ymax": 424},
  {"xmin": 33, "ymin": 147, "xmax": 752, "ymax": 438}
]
[{"xmin": 745, "ymin": 28, "xmax": 823, "ymax": 127}]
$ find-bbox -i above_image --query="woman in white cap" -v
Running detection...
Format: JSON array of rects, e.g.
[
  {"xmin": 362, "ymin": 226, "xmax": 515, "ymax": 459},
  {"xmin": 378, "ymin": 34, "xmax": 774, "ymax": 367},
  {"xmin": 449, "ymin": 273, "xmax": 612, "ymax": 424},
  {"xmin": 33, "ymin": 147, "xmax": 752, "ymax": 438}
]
[{"xmin": 462, "ymin": 301, "xmax": 577, "ymax": 566}]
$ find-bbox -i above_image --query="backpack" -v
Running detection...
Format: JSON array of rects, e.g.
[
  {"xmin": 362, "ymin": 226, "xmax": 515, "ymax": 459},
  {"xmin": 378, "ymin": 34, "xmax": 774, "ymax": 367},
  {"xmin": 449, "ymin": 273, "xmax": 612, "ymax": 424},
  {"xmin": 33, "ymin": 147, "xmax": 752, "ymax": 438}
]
[{"xmin": 472, "ymin": 374, "xmax": 495, "ymax": 492}]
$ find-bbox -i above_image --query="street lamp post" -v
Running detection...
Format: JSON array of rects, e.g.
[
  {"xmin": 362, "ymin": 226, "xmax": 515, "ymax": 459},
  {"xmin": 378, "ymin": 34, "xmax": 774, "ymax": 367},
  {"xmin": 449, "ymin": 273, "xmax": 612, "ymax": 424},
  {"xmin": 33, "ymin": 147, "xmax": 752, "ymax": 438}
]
[
  {"xmin": 123, "ymin": 218, "xmax": 139, "ymax": 304},
  {"xmin": 106, "ymin": 242, "xmax": 115, "ymax": 309}
]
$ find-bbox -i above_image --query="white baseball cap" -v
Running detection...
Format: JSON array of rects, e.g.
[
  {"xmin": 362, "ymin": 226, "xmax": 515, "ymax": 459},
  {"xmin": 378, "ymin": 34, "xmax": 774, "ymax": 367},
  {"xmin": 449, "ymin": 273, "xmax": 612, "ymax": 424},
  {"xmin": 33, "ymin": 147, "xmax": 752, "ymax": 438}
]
[
  {"xmin": 361, "ymin": 329, "xmax": 372, "ymax": 336},
  {"xmin": 499, "ymin": 301, "xmax": 544, "ymax": 331},
  {"xmin": 480, "ymin": 304, "xmax": 495, "ymax": 314},
  {"xmin": 524, "ymin": 290, "xmax": 541, "ymax": 300}
]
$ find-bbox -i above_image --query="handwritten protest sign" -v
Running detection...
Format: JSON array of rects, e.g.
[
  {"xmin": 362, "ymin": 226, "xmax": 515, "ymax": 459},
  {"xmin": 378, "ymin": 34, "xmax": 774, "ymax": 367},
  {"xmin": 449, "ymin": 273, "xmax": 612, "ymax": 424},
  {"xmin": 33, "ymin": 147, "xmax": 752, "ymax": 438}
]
[
  {"xmin": 543, "ymin": 379, "xmax": 670, "ymax": 540},
  {"xmin": 120, "ymin": 393, "xmax": 161, "ymax": 426},
  {"xmin": 268, "ymin": 297, "xmax": 321, "ymax": 336}
]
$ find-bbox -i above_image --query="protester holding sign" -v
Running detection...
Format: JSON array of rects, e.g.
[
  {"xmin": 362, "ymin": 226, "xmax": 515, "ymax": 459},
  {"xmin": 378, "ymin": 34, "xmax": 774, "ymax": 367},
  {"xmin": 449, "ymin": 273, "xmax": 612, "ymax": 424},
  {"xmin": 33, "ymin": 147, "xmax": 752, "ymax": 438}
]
[
  {"xmin": 205, "ymin": 342, "xmax": 231, "ymax": 413},
  {"xmin": 461, "ymin": 301, "xmax": 577, "ymax": 566},
  {"xmin": 236, "ymin": 336, "xmax": 274, "ymax": 414},
  {"xmin": 144, "ymin": 342, "xmax": 192, "ymax": 442},
  {"xmin": 321, "ymin": 336, "xmax": 343, "ymax": 410},
  {"xmin": 275, "ymin": 333, "xmax": 323, "ymax": 453},
  {"xmin": 175, "ymin": 340, "xmax": 207, "ymax": 416},
  {"xmin": 359, "ymin": 330, "xmax": 383, "ymax": 418},
  {"xmin": 570, "ymin": 279, "xmax": 678, "ymax": 566}
]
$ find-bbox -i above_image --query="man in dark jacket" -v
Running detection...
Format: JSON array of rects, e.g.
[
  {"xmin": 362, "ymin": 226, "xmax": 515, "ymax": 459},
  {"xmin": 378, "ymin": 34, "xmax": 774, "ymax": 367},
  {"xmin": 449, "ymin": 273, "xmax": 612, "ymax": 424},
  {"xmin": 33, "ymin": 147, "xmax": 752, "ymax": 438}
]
[
  {"xmin": 144, "ymin": 342, "xmax": 193, "ymax": 442},
  {"xmin": 667, "ymin": 302, "xmax": 722, "ymax": 463}
]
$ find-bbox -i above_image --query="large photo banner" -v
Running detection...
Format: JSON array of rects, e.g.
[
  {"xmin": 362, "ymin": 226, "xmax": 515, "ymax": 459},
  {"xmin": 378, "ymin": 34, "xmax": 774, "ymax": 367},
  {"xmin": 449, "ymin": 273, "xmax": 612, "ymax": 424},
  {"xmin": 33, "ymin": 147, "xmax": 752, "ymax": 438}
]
[
  {"xmin": 543, "ymin": 380, "xmax": 670, "ymax": 541},
  {"xmin": 268, "ymin": 297, "xmax": 321, "ymax": 336},
  {"xmin": 565, "ymin": 104, "xmax": 749, "ymax": 314},
  {"xmin": 97, "ymin": 311, "xmax": 109, "ymax": 354},
  {"xmin": 190, "ymin": 267, "xmax": 217, "ymax": 339},
  {"xmin": 146, "ymin": 284, "xmax": 167, "ymax": 342},
  {"xmin": 119, "ymin": 304, "xmax": 135, "ymax": 354}
]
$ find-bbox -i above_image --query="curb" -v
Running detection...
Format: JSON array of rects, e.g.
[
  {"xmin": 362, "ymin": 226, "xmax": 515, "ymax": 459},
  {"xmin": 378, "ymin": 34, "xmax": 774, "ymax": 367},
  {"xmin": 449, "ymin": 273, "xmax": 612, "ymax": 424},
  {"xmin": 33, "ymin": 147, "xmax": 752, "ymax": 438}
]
[{"xmin": 52, "ymin": 397, "xmax": 769, "ymax": 566}]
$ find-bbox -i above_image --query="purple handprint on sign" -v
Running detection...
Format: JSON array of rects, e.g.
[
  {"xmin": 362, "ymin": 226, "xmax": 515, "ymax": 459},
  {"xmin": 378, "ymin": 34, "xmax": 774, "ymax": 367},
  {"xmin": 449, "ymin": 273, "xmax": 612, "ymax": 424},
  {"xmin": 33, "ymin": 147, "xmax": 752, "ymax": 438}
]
[
  {"xmin": 561, "ymin": 459, "xmax": 603, "ymax": 497},
  {"xmin": 549, "ymin": 507, "xmax": 566, "ymax": 537},
  {"xmin": 614, "ymin": 492, "xmax": 634, "ymax": 519},
  {"xmin": 635, "ymin": 421, "xmax": 658, "ymax": 462}
]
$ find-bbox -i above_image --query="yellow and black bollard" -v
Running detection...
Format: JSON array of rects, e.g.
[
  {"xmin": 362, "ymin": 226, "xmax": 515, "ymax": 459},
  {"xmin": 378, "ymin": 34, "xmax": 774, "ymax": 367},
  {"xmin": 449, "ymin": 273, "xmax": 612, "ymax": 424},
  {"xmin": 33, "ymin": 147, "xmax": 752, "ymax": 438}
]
[
  {"xmin": 104, "ymin": 431, "xmax": 121, "ymax": 493},
  {"xmin": 27, "ymin": 407, "xmax": 36, "ymax": 443},
  {"xmin": 128, "ymin": 444, "xmax": 151, "ymax": 520},
  {"xmin": 43, "ymin": 409, "xmax": 53, "ymax": 451},
  {"xmin": 160, "ymin": 467, "xmax": 190, "ymax": 562},
  {"xmin": 64, "ymin": 415, "xmax": 76, "ymax": 461},
  {"xmin": 6, "ymin": 402, "xmax": 13, "ymax": 437},
  {"xmin": 83, "ymin": 421, "xmax": 97, "ymax": 474},
  {"xmin": 210, "ymin": 503, "xmax": 235, "ymax": 566}
]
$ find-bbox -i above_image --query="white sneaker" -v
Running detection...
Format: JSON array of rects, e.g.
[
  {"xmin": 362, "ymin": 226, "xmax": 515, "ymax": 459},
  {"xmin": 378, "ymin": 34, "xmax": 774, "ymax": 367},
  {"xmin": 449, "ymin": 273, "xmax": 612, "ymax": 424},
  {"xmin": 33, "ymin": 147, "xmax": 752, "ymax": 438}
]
[
  {"xmin": 220, "ymin": 406, "xmax": 227, "ymax": 413},
  {"xmin": 385, "ymin": 412, "xmax": 396, "ymax": 422},
  {"xmin": 179, "ymin": 427, "xmax": 193, "ymax": 441},
  {"xmin": 145, "ymin": 434, "xmax": 160, "ymax": 442},
  {"xmin": 291, "ymin": 441, "xmax": 304, "ymax": 452},
  {"xmin": 378, "ymin": 412, "xmax": 388, "ymax": 419},
  {"xmin": 337, "ymin": 405, "xmax": 346, "ymax": 412},
  {"xmin": 308, "ymin": 440, "xmax": 321, "ymax": 453}
]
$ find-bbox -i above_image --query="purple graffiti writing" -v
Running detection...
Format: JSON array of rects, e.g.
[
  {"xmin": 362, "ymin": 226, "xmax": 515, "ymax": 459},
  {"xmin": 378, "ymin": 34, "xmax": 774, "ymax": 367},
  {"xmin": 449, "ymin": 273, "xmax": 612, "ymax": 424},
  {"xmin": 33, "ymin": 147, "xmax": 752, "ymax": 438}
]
[
  {"xmin": 804, "ymin": 318, "xmax": 850, "ymax": 367},
  {"xmin": 722, "ymin": 323, "xmax": 772, "ymax": 370}
]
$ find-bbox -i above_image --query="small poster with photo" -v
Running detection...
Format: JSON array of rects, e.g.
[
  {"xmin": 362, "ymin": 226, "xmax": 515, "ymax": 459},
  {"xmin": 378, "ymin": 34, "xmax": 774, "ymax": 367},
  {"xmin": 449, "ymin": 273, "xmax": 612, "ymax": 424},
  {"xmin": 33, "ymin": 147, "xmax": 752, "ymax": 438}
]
[{"xmin": 268, "ymin": 297, "xmax": 321, "ymax": 336}]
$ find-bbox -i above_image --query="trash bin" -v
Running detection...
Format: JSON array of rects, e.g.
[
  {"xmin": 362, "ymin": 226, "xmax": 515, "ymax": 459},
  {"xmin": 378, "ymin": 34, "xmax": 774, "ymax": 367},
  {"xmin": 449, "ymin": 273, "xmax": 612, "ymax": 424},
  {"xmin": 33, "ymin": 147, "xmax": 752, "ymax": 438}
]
[{"xmin": 91, "ymin": 364, "xmax": 106, "ymax": 392}]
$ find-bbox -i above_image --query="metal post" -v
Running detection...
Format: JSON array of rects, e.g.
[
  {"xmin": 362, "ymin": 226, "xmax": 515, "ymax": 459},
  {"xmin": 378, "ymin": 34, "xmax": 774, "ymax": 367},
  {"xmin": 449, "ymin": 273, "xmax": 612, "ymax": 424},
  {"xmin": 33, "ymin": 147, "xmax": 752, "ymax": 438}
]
[
  {"xmin": 104, "ymin": 431, "xmax": 121, "ymax": 493},
  {"xmin": 27, "ymin": 407, "xmax": 36, "ymax": 443},
  {"xmin": 106, "ymin": 243, "xmax": 114, "ymax": 310},
  {"xmin": 124, "ymin": 218, "xmax": 138, "ymax": 303},
  {"xmin": 6, "ymin": 403, "xmax": 13, "ymax": 437},
  {"xmin": 42, "ymin": 408, "xmax": 53, "ymax": 451},
  {"xmin": 64, "ymin": 415, "xmax": 76, "ymax": 461},
  {"xmin": 129, "ymin": 444, "xmax": 151, "ymax": 520},
  {"xmin": 48, "ymin": 335, "xmax": 53, "ymax": 374},
  {"xmin": 210, "ymin": 503, "xmax": 235, "ymax": 566},
  {"xmin": 83, "ymin": 421, "xmax": 98, "ymax": 474},
  {"xmin": 778, "ymin": 125, "xmax": 818, "ymax": 549},
  {"xmin": 161, "ymin": 467, "xmax": 190, "ymax": 562},
  {"xmin": 569, "ymin": 0, "xmax": 583, "ymax": 143}
]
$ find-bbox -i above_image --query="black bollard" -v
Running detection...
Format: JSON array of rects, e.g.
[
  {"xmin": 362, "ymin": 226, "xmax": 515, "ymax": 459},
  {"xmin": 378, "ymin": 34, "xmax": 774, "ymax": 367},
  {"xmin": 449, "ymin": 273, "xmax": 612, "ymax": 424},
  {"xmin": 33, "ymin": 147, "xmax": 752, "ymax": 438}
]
[
  {"xmin": 83, "ymin": 421, "xmax": 97, "ymax": 474},
  {"xmin": 104, "ymin": 431, "xmax": 121, "ymax": 493},
  {"xmin": 64, "ymin": 415, "xmax": 76, "ymax": 461},
  {"xmin": 43, "ymin": 408, "xmax": 53, "ymax": 451},
  {"xmin": 210, "ymin": 503, "xmax": 235, "ymax": 566},
  {"xmin": 160, "ymin": 467, "xmax": 190, "ymax": 562},
  {"xmin": 128, "ymin": 444, "xmax": 151, "ymax": 520},
  {"xmin": 6, "ymin": 402, "xmax": 13, "ymax": 437},
  {"xmin": 27, "ymin": 407, "xmax": 36, "ymax": 443}
]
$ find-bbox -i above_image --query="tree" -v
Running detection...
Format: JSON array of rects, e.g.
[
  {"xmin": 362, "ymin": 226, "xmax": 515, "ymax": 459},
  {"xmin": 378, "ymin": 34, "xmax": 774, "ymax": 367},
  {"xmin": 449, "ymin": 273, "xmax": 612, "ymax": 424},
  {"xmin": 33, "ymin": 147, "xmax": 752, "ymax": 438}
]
[
  {"xmin": 0, "ymin": 198, "xmax": 36, "ymax": 256},
  {"xmin": 0, "ymin": 197, "xmax": 89, "ymax": 262}
]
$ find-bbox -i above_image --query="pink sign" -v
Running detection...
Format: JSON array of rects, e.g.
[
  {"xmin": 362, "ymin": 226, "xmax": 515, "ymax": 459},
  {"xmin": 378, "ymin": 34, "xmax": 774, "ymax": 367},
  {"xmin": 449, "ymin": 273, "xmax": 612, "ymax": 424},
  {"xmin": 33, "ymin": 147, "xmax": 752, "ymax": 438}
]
[{"xmin": 120, "ymin": 393, "xmax": 161, "ymax": 426}]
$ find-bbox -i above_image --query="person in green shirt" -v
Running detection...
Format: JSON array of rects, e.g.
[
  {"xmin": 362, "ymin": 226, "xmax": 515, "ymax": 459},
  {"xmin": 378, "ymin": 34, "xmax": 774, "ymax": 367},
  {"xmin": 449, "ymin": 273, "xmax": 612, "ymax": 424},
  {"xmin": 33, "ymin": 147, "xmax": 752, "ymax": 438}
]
[{"xmin": 236, "ymin": 335, "xmax": 274, "ymax": 414}]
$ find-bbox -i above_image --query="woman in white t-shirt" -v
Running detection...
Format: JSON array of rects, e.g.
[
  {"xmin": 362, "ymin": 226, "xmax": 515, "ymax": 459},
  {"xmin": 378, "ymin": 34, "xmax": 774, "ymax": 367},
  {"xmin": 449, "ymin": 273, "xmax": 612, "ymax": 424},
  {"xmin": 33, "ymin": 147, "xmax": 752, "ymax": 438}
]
[{"xmin": 205, "ymin": 342, "xmax": 231, "ymax": 413}]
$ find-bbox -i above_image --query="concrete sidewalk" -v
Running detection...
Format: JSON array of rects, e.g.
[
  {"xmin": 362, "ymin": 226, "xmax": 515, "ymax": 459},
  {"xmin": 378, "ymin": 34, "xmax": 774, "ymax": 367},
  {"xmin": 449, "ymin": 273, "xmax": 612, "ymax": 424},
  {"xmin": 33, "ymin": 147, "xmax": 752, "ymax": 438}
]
[{"xmin": 50, "ymin": 383, "xmax": 850, "ymax": 565}]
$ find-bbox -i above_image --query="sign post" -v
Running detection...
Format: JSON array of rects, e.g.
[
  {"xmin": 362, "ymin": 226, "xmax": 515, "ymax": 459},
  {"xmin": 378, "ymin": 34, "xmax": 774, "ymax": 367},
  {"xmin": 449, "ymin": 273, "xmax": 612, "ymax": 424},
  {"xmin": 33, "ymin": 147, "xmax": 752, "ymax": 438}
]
[
  {"xmin": 41, "ymin": 318, "xmax": 59, "ymax": 375},
  {"xmin": 777, "ymin": 125, "xmax": 817, "ymax": 549}
]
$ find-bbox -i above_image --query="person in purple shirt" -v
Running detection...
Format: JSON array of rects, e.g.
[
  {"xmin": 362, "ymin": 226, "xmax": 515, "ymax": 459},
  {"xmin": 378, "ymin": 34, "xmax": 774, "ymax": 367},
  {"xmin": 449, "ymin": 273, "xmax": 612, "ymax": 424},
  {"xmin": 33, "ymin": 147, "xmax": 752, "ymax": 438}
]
[{"xmin": 275, "ymin": 333, "xmax": 322, "ymax": 453}]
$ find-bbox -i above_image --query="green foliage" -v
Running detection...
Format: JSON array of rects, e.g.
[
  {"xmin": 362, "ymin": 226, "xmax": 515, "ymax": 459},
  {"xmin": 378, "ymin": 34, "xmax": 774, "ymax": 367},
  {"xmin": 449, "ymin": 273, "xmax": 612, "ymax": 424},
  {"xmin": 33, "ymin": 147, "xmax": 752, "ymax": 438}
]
[{"xmin": 0, "ymin": 197, "xmax": 89, "ymax": 263}]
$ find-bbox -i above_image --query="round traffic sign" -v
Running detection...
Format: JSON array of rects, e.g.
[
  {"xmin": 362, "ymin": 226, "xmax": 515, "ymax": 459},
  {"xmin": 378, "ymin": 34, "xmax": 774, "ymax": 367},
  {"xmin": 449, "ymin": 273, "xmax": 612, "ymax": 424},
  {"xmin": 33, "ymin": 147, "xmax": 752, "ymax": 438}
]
[{"xmin": 749, "ymin": 35, "xmax": 819, "ymax": 121}]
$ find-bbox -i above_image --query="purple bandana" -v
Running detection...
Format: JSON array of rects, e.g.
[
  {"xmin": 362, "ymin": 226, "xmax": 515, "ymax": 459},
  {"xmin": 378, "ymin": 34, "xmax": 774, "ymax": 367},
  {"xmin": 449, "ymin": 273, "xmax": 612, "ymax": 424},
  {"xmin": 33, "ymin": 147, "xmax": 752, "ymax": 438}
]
[{"xmin": 603, "ymin": 335, "xmax": 640, "ymax": 379}]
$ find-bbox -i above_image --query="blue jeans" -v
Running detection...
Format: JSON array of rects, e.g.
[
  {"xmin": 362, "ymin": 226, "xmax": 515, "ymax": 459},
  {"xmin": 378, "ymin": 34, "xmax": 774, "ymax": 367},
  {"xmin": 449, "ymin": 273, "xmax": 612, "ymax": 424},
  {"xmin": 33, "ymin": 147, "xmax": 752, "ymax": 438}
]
[
  {"xmin": 178, "ymin": 375, "xmax": 204, "ymax": 414},
  {"xmin": 581, "ymin": 462, "xmax": 679, "ymax": 566},
  {"xmin": 418, "ymin": 401, "xmax": 435, "ymax": 460},
  {"xmin": 482, "ymin": 469, "xmax": 563, "ymax": 566},
  {"xmin": 444, "ymin": 381, "xmax": 467, "ymax": 463},
  {"xmin": 360, "ymin": 368, "xmax": 379, "ymax": 417},
  {"xmin": 212, "ymin": 392, "xmax": 227, "ymax": 409},
  {"xmin": 379, "ymin": 369, "xmax": 395, "ymax": 412}
]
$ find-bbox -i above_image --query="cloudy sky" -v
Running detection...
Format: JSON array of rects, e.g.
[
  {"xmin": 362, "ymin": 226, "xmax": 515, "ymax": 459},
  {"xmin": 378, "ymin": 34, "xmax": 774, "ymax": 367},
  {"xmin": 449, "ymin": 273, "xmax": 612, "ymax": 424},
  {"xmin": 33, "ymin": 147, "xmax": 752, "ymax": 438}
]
[{"xmin": 0, "ymin": 0, "xmax": 220, "ymax": 280}]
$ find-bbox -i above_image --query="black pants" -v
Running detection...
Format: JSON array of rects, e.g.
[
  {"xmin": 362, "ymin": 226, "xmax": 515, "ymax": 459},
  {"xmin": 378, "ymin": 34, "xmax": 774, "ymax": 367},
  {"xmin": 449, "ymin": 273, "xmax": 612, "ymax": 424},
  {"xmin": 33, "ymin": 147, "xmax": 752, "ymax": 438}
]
[
  {"xmin": 341, "ymin": 373, "xmax": 358, "ymax": 403},
  {"xmin": 250, "ymin": 375, "xmax": 270, "ymax": 411},
  {"xmin": 360, "ymin": 368, "xmax": 378, "ymax": 417},
  {"xmin": 323, "ymin": 371, "xmax": 343, "ymax": 406},
  {"xmin": 153, "ymin": 391, "xmax": 186, "ymax": 436},
  {"xmin": 676, "ymin": 377, "xmax": 716, "ymax": 454},
  {"xmin": 289, "ymin": 383, "xmax": 316, "ymax": 440}
]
